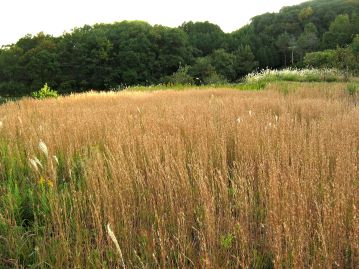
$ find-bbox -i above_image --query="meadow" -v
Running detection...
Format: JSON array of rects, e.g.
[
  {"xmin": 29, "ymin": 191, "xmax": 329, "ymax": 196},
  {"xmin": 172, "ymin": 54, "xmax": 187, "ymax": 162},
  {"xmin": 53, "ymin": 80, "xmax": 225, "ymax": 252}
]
[{"xmin": 0, "ymin": 82, "xmax": 358, "ymax": 268}]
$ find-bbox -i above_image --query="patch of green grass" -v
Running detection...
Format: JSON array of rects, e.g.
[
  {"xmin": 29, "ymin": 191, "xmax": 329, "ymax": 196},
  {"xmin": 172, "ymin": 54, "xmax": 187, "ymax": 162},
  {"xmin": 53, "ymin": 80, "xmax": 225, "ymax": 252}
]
[
  {"xmin": 124, "ymin": 81, "xmax": 267, "ymax": 92},
  {"xmin": 220, "ymin": 233, "xmax": 234, "ymax": 249},
  {"xmin": 0, "ymin": 96, "xmax": 22, "ymax": 105}
]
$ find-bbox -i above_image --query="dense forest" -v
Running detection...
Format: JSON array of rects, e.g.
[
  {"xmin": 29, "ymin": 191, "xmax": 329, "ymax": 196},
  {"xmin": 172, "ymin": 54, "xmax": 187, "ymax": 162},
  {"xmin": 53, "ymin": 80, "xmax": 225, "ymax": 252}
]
[{"xmin": 1, "ymin": 0, "xmax": 359, "ymax": 96}]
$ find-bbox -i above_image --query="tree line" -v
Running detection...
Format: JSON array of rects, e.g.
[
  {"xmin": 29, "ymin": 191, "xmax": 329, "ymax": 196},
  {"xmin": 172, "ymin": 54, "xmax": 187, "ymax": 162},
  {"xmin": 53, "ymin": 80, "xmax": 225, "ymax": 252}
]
[{"xmin": 1, "ymin": 0, "xmax": 359, "ymax": 96}]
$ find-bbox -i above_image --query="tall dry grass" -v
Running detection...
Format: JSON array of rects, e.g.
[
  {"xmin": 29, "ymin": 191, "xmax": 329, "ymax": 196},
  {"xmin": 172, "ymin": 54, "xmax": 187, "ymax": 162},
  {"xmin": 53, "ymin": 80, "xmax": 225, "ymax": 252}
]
[{"xmin": 0, "ymin": 83, "xmax": 358, "ymax": 268}]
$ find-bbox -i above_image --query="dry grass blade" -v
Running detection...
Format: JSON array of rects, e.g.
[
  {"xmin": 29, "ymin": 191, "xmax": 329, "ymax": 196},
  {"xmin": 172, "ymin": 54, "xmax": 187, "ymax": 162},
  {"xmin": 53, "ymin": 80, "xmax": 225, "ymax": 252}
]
[{"xmin": 107, "ymin": 223, "xmax": 126, "ymax": 269}]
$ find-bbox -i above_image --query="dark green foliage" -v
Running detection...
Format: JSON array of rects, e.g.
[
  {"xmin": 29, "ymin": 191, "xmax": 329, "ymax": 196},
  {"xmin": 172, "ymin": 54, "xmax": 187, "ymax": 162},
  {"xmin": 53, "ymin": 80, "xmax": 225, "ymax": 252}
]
[
  {"xmin": 322, "ymin": 14, "xmax": 353, "ymax": 49},
  {"xmin": 297, "ymin": 23, "xmax": 320, "ymax": 56},
  {"xmin": 0, "ymin": 22, "xmax": 194, "ymax": 96},
  {"xmin": 304, "ymin": 46, "xmax": 358, "ymax": 75},
  {"xmin": 231, "ymin": 0, "xmax": 359, "ymax": 68},
  {"xmin": 351, "ymin": 35, "xmax": 359, "ymax": 56},
  {"xmin": 180, "ymin": 21, "xmax": 226, "ymax": 56},
  {"xmin": 276, "ymin": 32, "xmax": 291, "ymax": 66},
  {"xmin": 233, "ymin": 45, "xmax": 259, "ymax": 79},
  {"xmin": 304, "ymin": 50, "xmax": 337, "ymax": 68},
  {"xmin": 189, "ymin": 57, "xmax": 227, "ymax": 85},
  {"xmin": 209, "ymin": 49, "xmax": 236, "ymax": 81},
  {"xmin": 162, "ymin": 65, "xmax": 194, "ymax": 85}
]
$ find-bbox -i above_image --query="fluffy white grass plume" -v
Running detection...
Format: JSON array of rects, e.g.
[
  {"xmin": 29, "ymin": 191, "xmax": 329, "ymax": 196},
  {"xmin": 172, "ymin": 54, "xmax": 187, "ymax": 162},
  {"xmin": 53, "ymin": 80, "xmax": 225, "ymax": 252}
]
[
  {"xmin": 39, "ymin": 140, "xmax": 48, "ymax": 158},
  {"xmin": 53, "ymin": 155, "xmax": 59, "ymax": 165},
  {"xmin": 29, "ymin": 157, "xmax": 43, "ymax": 171},
  {"xmin": 245, "ymin": 68, "xmax": 344, "ymax": 83},
  {"xmin": 29, "ymin": 158, "xmax": 39, "ymax": 171},
  {"xmin": 107, "ymin": 223, "xmax": 126, "ymax": 268}
]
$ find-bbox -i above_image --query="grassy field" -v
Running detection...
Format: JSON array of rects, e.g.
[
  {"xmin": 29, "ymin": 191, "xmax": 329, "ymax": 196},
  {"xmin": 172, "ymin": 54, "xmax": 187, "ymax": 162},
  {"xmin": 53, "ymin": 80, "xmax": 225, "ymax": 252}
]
[{"xmin": 0, "ymin": 82, "xmax": 358, "ymax": 268}]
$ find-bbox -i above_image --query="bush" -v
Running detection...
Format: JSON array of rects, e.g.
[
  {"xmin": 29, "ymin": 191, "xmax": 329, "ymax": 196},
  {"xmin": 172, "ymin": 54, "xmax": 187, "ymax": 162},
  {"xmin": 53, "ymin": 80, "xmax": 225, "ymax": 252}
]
[
  {"xmin": 31, "ymin": 83, "xmax": 58, "ymax": 99},
  {"xmin": 304, "ymin": 50, "xmax": 336, "ymax": 68},
  {"xmin": 202, "ymin": 71, "xmax": 227, "ymax": 85},
  {"xmin": 163, "ymin": 66, "xmax": 194, "ymax": 85},
  {"xmin": 304, "ymin": 47, "xmax": 358, "ymax": 76},
  {"xmin": 347, "ymin": 83, "xmax": 359, "ymax": 96}
]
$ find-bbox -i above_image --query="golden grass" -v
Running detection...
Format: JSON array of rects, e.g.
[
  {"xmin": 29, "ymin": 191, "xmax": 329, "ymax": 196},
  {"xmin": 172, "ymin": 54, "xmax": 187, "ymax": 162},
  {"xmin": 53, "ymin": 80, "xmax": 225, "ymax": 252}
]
[{"xmin": 0, "ymin": 83, "xmax": 358, "ymax": 268}]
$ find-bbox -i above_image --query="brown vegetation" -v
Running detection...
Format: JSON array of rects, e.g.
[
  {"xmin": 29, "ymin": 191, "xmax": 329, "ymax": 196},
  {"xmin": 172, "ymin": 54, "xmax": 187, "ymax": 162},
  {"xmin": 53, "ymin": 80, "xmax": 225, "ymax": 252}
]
[{"xmin": 0, "ymin": 83, "xmax": 358, "ymax": 268}]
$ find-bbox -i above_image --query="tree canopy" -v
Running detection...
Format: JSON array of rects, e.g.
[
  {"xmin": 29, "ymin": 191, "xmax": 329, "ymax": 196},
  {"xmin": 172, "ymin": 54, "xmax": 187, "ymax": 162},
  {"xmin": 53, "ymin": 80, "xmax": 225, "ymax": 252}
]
[{"xmin": 1, "ymin": 0, "xmax": 359, "ymax": 96}]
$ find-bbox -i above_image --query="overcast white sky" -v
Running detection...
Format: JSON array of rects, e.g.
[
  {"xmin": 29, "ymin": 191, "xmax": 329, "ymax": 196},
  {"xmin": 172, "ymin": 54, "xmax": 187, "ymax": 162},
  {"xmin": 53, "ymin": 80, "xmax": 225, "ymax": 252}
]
[{"xmin": 0, "ymin": 0, "xmax": 307, "ymax": 46}]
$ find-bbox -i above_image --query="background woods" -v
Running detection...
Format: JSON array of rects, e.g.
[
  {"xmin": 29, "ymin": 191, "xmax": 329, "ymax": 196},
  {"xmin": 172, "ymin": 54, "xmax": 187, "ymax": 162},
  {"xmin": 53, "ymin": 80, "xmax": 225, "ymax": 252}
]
[{"xmin": 1, "ymin": 0, "xmax": 359, "ymax": 96}]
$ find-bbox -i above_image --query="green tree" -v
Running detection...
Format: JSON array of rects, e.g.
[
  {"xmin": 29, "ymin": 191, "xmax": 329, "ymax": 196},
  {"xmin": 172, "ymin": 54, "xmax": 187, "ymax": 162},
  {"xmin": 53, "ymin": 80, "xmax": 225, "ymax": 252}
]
[
  {"xmin": 20, "ymin": 35, "xmax": 60, "ymax": 91},
  {"xmin": 180, "ymin": 21, "xmax": 226, "ymax": 56},
  {"xmin": 334, "ymin": 47, "xmax": 356, "ymax": 78},
  {"xmin": 228, "ymin": 25, "xmax": 255, "ymax": 52},
  {"xmin": 323, "ymin": 14, "xmax": 352, "ymax": 49},
  {"xmin": 151, "ymin": 26, "xmax": 193, "ymax": 80},
  {"xmin": 189, "ymin": 57, "xmax": 226, "ymax": 85},
  {"xmin": 209, "ymin": 49, "xmax": 236, "ymax": 81},
  {"xmin": 298, "ymin": 6, "xmax": 314, "ymax": 22},
  {"xmin": 233, "ymin": 45, "xmax": 258, "ymax": 79},
  {"xmin": 298, "ymin": 23, "xmax": 319, "ymax": 58},
  {"xmin": 351, "ymin": 35, "xmax": 359, "ymax": 56},
  {"xmin": 0, "ymin": 45, "xmax": 27, "ymax": 96},
  {"xmin": 276, "ymin": 32, "xmax": 291, "ymax": 66},
  {"xmin": 163, "ymin": 65, "xmax": 193, "ymax": 85}
]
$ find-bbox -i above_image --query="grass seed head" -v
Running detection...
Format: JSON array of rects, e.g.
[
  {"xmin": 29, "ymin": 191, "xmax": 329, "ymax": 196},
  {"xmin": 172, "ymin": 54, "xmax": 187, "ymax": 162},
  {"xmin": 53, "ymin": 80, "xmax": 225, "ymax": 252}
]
[
  {"xmin": 39, "ymin": 140, "xmax": 48, "ymax": 158},
  {"xmin": 107, "ymin": 223, "xmax": 125, "ymax": 268}
]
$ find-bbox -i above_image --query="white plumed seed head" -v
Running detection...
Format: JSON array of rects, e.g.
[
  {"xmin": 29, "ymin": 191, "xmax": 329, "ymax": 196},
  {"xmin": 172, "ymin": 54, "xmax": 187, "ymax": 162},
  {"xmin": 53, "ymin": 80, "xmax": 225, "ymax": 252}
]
[
  {"xmin": 34, "ymin": 157, "xmax": 43, "ymax": 168},
  {"xmin": 107, "ymin": 223, "xmax": 126, "ymax": 268},
  {"xmin": 53, "ymin": 155, "xmax": 59, "ymax": 165},
  {"xmin": 39, "ymin": 140, "xmax": 48, "ymax": 158},
  {"xmin": 29, "ymin": 158, "xmax": 38, "ymax": 171},
  {"xmin": 29, "ymin": 157, "xmax": 43, "ymax": 171}
]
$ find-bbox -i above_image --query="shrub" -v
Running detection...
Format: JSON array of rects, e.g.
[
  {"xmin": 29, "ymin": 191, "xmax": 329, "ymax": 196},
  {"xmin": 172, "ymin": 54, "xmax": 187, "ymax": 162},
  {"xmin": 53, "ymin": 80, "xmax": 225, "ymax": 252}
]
[
  {"xmin": 304, "ymin": 50, "xmax": 336, "ymax": 68},
  {"xmin": 304, "ymin": 47, "xmax": 358, "ymax": 76},
  {"xmin": 31, "ymin": 83, "xmax": 58, "ymax": 99},
  {"xmin": 164, "ymin": 66, "xmax": 194, "ymax": 85},
  {"xmin": 347, "ymin": 83, "xmax": 359, "ymax": 96},
  {"xmin": 202, "ymin": 71, "xmax": 227, "ymax": 85}
]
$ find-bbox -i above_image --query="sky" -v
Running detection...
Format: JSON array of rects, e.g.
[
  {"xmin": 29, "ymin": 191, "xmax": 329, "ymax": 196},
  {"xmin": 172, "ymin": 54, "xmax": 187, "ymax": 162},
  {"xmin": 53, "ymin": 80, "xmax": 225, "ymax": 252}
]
[{"xmin": 0, "ymin": 0, "xmax": 307, "ymax": 46}]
